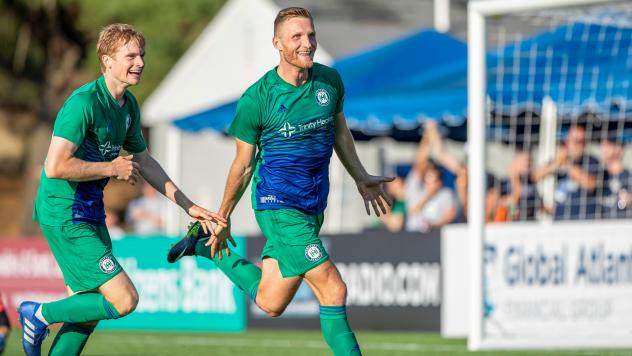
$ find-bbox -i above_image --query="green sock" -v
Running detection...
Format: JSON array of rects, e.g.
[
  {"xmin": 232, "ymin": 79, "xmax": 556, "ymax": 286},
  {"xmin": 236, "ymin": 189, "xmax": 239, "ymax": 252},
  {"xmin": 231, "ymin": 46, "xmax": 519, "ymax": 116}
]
[
  {"xmin": 195, "ymin": 239, "xmax": 261, "ymax": 301},
  {"xmin": 42, "ymin": 292, "xmax": 121, "ymax": 324},
  {"xmin": 48, "ymin": 322, "xmax": 96, "ymax": 356},
  {"xmin": 320, "ymin": 306, "xmax": 361, "ymax": 356}
]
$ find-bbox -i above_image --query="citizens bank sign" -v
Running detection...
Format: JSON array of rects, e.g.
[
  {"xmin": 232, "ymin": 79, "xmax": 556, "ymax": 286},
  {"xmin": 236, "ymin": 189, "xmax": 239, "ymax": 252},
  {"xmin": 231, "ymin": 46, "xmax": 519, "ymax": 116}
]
[
  {"xmin": 99, "ymin": 236, "xmax": 246, "ymax": 332},
  {"xmin": 119, "ymin": 258, "xmax": 237, "ymax": 314}
]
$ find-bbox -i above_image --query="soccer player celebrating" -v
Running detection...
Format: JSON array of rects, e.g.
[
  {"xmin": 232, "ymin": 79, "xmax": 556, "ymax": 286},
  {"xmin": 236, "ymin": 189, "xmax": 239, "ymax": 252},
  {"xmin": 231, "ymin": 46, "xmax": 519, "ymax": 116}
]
[
  {"xmin": 168, "ymin": 7, "xmax": 392, "ymax": 356},
  {"xmin": 19, "ymin": 24, "xmax": 225, "ymax": 356}
]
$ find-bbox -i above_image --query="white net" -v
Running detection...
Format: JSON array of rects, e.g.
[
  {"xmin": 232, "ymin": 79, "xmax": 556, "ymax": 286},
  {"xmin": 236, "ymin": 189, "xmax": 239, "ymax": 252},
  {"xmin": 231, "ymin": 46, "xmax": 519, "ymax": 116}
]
[
  {"xmin": 472, "ymin": 2, "xmax": 632, "ymax": 349},
  {"xmin": 485, "ymin": 3, "xmax": 632, "ymax": 222}
]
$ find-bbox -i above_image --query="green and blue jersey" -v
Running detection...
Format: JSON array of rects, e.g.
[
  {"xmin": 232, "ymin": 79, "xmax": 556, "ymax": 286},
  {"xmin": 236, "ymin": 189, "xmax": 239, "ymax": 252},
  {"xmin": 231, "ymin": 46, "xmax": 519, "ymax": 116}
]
[
  {"xmin": 34, "ymin": 76, "xmax": 146, "ymax": 225},
  {"xmin": 229, "ymin": 63, "xmax": 344, "ymax": 214}
]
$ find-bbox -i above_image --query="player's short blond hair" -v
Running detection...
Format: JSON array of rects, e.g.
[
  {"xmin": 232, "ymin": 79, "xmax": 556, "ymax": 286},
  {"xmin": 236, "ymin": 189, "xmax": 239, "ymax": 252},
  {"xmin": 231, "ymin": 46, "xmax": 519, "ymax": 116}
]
[
  {"xmin": 274, "ymin": 7, "xmax": 313, "ymax": 35},
  {"xmin": 96, "ymin": 23, "xmax": 145, "ymax": 72}
]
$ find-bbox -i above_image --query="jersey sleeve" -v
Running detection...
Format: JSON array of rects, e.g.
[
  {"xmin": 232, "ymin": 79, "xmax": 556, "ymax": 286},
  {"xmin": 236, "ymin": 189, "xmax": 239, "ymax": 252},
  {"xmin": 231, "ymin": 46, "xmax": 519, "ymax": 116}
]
[
  {"xmin": 123, "ymin": 95, "xmax": 148, "ymax": 153},
  {"xmin": 228, "ymin": 91, "xmax": 262, "ymax": 145},
  {"xmin": 52, "ymin": 95, "xmax": 92, "ymax": 146},
  {"xmin": 333, "ymin": 69, "xmax": 345, "ymax": 114}
]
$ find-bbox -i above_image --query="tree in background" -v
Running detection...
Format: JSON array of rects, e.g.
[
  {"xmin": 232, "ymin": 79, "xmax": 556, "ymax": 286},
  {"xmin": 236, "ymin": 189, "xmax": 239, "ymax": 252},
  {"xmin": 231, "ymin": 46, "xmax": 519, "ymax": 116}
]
[
  {"xmin": 1, "ymin": 0, "xmax": 225, "ymax": 117},
  {"xmin": 2, "ymin": 0, "xmax": 88, "ymax": 120},
  {"xmin": 0, "ymin": 0, "xmax": 225, "ymax": 235}
]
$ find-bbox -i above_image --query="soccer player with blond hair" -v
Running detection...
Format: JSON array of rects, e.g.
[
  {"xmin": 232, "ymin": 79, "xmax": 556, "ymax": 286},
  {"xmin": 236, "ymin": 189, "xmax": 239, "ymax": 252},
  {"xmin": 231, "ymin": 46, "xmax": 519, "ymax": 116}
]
[
  {"xmin": 168, "ymin": 7, "xmax": 393, "ymax": 355},
  {"xmin": 18, "ymin": 23, "xmax": 225, "ymax": 356}
]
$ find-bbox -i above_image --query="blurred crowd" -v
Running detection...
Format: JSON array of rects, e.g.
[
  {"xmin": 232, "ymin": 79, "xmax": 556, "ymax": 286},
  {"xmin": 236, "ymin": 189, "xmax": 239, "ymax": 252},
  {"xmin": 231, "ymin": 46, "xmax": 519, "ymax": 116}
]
[
  {"xmin": 105, "ymin": 181, "xmax": 168, "ymax": 239},
  {"xmin": 110, "ymin": 122, "xmax": 631, "ymax": 237},
  {"xmin": 380, "ymin": 122, "xmax": 632, "ymax": 233}
]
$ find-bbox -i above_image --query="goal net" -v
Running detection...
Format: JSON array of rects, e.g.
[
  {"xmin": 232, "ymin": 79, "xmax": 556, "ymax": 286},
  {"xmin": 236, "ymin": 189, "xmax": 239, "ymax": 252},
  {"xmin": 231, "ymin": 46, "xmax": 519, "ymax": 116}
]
[{"xmin": 468, "ymin": 0, "xmax": 632, "ymax": 350}]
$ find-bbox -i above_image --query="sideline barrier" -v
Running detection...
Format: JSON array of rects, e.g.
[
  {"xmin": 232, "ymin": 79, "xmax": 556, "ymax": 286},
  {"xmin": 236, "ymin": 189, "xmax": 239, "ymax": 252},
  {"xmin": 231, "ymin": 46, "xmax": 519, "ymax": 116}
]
[
  {"xmin": 247, "ymin": 229, "xmax": 442, "ymax": 331},
  {"xmin": 442, "ymin": 221, "xmax": 632, "ymax": 345},
  {"xmin": 0, "ymin": 235, "xmax": 247, "ymax": 332},
  {"xmin": 0, "ymin": 238, "xmax": 66, "ymax": 326}
]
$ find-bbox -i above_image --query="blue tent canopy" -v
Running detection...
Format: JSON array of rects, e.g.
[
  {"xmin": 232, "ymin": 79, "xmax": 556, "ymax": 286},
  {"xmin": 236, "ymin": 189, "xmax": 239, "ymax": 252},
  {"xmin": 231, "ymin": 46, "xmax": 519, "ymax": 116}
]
[
  {"xmin": 175, "ymin": 100, "xmax": 237, "ymax": 133},
  {"xmin": 173, "ymin": 22, "xmax": 632, "ymax": 142},
  {"xmin": 333, "ymin": 30, "xmax": 468, "ymax": 97},
  {"xmin": 487, "ymin": 22, "xmax": 632, "ymax": 144},
  {"xmin": 488, "ymin": 22, "xmax": 632, "ymax": 118}
]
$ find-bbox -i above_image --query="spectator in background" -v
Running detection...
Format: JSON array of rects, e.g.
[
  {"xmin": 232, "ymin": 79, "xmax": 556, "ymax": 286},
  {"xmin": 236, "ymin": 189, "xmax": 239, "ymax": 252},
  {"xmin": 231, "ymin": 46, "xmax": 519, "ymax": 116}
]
[
  {"xmin": 126, "ymin": 181, "xmax": 168, "ymax": 235},
  {"xmin": 379, "ymin": 166, "xmax": 408, "ymax": 232},
  {"xmin": 496, "ymin": 150, "xmax": 540, "ymax": 221},
  {"xmin": 532, "ymin": 125, "xmax": 599, "ymax": 220},
  {"xmin": 405, "ymin": 122, "xmax": 456, "ymax": 232},
  {"xmin": 0, "ymin": 297, "xmax": 10, "ymax": 355},
  {"xmin": 424, "ymin": 122, "xmax": 500, "ymax": 222},
  {"xmin": 600, "ymin": 137, "xmax": 631, "ymax": 218}
]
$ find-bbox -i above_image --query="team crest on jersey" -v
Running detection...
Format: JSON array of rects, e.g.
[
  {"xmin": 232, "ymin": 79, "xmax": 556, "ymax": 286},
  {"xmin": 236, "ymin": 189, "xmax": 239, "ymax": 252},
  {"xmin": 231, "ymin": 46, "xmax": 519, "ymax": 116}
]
[
  {"xmin": 315, "ymin": 89, "xmax": 330, "ymax": 106},
  {"xmin": 305, "ymin": 244, "xmax": 322, "ymax": 262},
  {"xmin": 126, "ymin": 114, "xmax": 132, "ymax": 130},
  {"xmin": 99, "ymin": 256, "xmax": 117, "ymax": 274}
]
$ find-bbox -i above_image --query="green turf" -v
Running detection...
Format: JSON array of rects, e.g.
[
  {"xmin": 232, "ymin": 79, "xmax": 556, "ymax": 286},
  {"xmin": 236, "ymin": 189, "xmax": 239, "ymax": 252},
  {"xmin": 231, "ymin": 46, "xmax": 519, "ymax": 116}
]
[{"xmin": 4, "ymin": 329, "xmax": 632, "ymax": 355}]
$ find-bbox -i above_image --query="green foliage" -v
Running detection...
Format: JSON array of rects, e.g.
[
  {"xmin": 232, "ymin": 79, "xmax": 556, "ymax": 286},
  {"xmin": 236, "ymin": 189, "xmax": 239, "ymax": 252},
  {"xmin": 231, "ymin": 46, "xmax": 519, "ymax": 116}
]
[
  {"xmin": 1, "ymin": 0, "xmax": 225, "ymax": 113},
  {"xmin": 63, "ymin": 0, "xmax": 224, "ymax": 103},
  {"xmin": 71, "ymin": 0, "xmax": 225, "ymax": 102}
]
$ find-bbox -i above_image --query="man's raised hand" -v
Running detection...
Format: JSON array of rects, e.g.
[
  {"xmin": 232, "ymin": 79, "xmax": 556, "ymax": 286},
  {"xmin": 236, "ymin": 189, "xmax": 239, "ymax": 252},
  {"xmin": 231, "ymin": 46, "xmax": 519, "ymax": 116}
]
[
  {"xmin": 356, "ymin": 175, "xmax": 395, "ymax": 216},
  {"xmin": 187, "ymin": 205, "xmax": 228, "ymax": 237}
]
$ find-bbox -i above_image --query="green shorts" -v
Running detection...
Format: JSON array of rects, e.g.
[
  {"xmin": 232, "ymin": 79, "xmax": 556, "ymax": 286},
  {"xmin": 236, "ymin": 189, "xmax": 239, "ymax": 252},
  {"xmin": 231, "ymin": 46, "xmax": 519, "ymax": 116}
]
[
  {"xmin": 41, "ymin": 223, "xmax": 122, "ymax": 292},
  {"xmin": 255, "ymin": 209, "xmax": 329, "ymax": 278}
]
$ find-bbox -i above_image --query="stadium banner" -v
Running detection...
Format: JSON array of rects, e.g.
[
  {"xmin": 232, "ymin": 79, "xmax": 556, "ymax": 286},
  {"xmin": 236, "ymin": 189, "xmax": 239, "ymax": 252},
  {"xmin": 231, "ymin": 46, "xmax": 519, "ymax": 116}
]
[
  {"xmin": 100, "ymin": 235, "xmax": 247, "ymax": 331},
  {"xmin": 0, "ymin": 236, "xmax": 246, "ymax": 332},
  {"xmin": 0, "ymin": 238, "xmax": 67, "ymax": 326},
  {"xmin": 247, "ymin": 229, "xmax": 441, "ymax": 331},
  {"xmin": 442, "ymin": 221, "xmax": 632, "ymax": 345}
]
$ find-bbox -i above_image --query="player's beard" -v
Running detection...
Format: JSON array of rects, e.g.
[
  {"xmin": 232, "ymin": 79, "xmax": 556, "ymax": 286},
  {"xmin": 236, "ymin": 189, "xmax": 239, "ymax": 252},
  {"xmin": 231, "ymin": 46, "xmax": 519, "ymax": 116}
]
[{"xmin": 282, "ymin": 48, "xmax": 314, "ymax": 70}]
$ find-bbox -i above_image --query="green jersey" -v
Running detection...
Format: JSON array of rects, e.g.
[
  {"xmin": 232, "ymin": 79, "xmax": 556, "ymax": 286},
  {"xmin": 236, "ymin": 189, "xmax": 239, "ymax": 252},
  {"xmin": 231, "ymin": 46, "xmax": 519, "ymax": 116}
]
[
  {"xmin": 228, "ymin": 63, "xmax": 344, "ymax": 214},
  {"xmin": 34, "ymin": 75, "xmax": 147, "ymax": 226}
]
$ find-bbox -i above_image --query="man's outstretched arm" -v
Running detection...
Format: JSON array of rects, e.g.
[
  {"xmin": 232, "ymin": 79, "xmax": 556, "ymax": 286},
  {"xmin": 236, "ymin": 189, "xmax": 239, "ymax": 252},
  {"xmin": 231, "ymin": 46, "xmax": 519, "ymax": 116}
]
[
  {"xmin": 206, "ymin": 138, "xmax": 257, "ymax": 258},
  {"xmin": 133, "ymin": 150, "xmax": 226, "ymax": 233},
  {"xmin": 333, "ymin": 112, "xmax": 394, "ymax": 216}
]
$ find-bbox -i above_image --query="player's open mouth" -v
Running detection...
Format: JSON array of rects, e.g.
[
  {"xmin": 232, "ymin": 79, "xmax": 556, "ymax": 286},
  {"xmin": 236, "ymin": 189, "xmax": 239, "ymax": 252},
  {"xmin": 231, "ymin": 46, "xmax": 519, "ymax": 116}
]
[{"xmin": 129, "ymin": 70, "xmax": 142, "ymax": 77}]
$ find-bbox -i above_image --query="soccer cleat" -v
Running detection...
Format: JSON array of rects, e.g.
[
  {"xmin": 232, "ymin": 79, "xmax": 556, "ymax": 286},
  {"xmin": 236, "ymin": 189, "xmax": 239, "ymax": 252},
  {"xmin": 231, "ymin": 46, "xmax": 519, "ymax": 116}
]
[
  {"xmin": 167, "ymin": 221, "xmax": 211, "ymax": 263},
  {"xmin": 18, "ymin": 301, "xmax": 49, "ymax": 356}
]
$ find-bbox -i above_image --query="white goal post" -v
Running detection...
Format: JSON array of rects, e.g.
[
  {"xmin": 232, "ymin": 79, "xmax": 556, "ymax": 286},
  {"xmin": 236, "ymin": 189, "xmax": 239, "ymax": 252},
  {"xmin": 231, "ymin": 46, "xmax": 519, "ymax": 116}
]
[{"xmin": 467, "ymin": 0, "xmax": 628, "ymax": 351}]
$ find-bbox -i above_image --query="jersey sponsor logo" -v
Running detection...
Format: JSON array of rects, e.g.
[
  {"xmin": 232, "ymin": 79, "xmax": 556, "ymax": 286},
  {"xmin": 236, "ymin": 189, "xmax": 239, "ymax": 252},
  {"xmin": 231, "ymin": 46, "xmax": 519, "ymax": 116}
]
[
  {"xmin": 315, "ymin": 88, "xmax": 330, "ymax": 106},
  {"xmin": 297, "ymin": 116, "xmax": 333, "ymax": 133},
  {"xmin": 305, "ymin": 244, "xmax": 322, "ymax": 262},
  {"xmin": 99, "ymin": 141, "xmax": 112, "ymax": 157},
  {"xmin": 126, "ymin": 114, "xmax": 132, "ymax": 130},
  {"xmin": 278, "ymin": 116, "xmax": 333, "ymax": 139},
  {"xmin": 99, "ymin": 141, "xmax": 122, "ymax": 159},
  {"xmin": 278, "ymin": 122, "xmax": 296, "ymax": 138},
  {"xmin": 99, "ymin": 256, "xmax": 117, "ymax": 274}
]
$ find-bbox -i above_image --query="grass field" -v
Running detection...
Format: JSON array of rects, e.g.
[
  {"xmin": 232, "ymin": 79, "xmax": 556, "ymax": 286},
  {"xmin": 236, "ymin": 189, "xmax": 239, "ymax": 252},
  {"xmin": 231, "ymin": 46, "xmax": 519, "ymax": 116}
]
[{"xmin": 4, "ymin": 329, "xmax": 632, "ymax": 356}]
